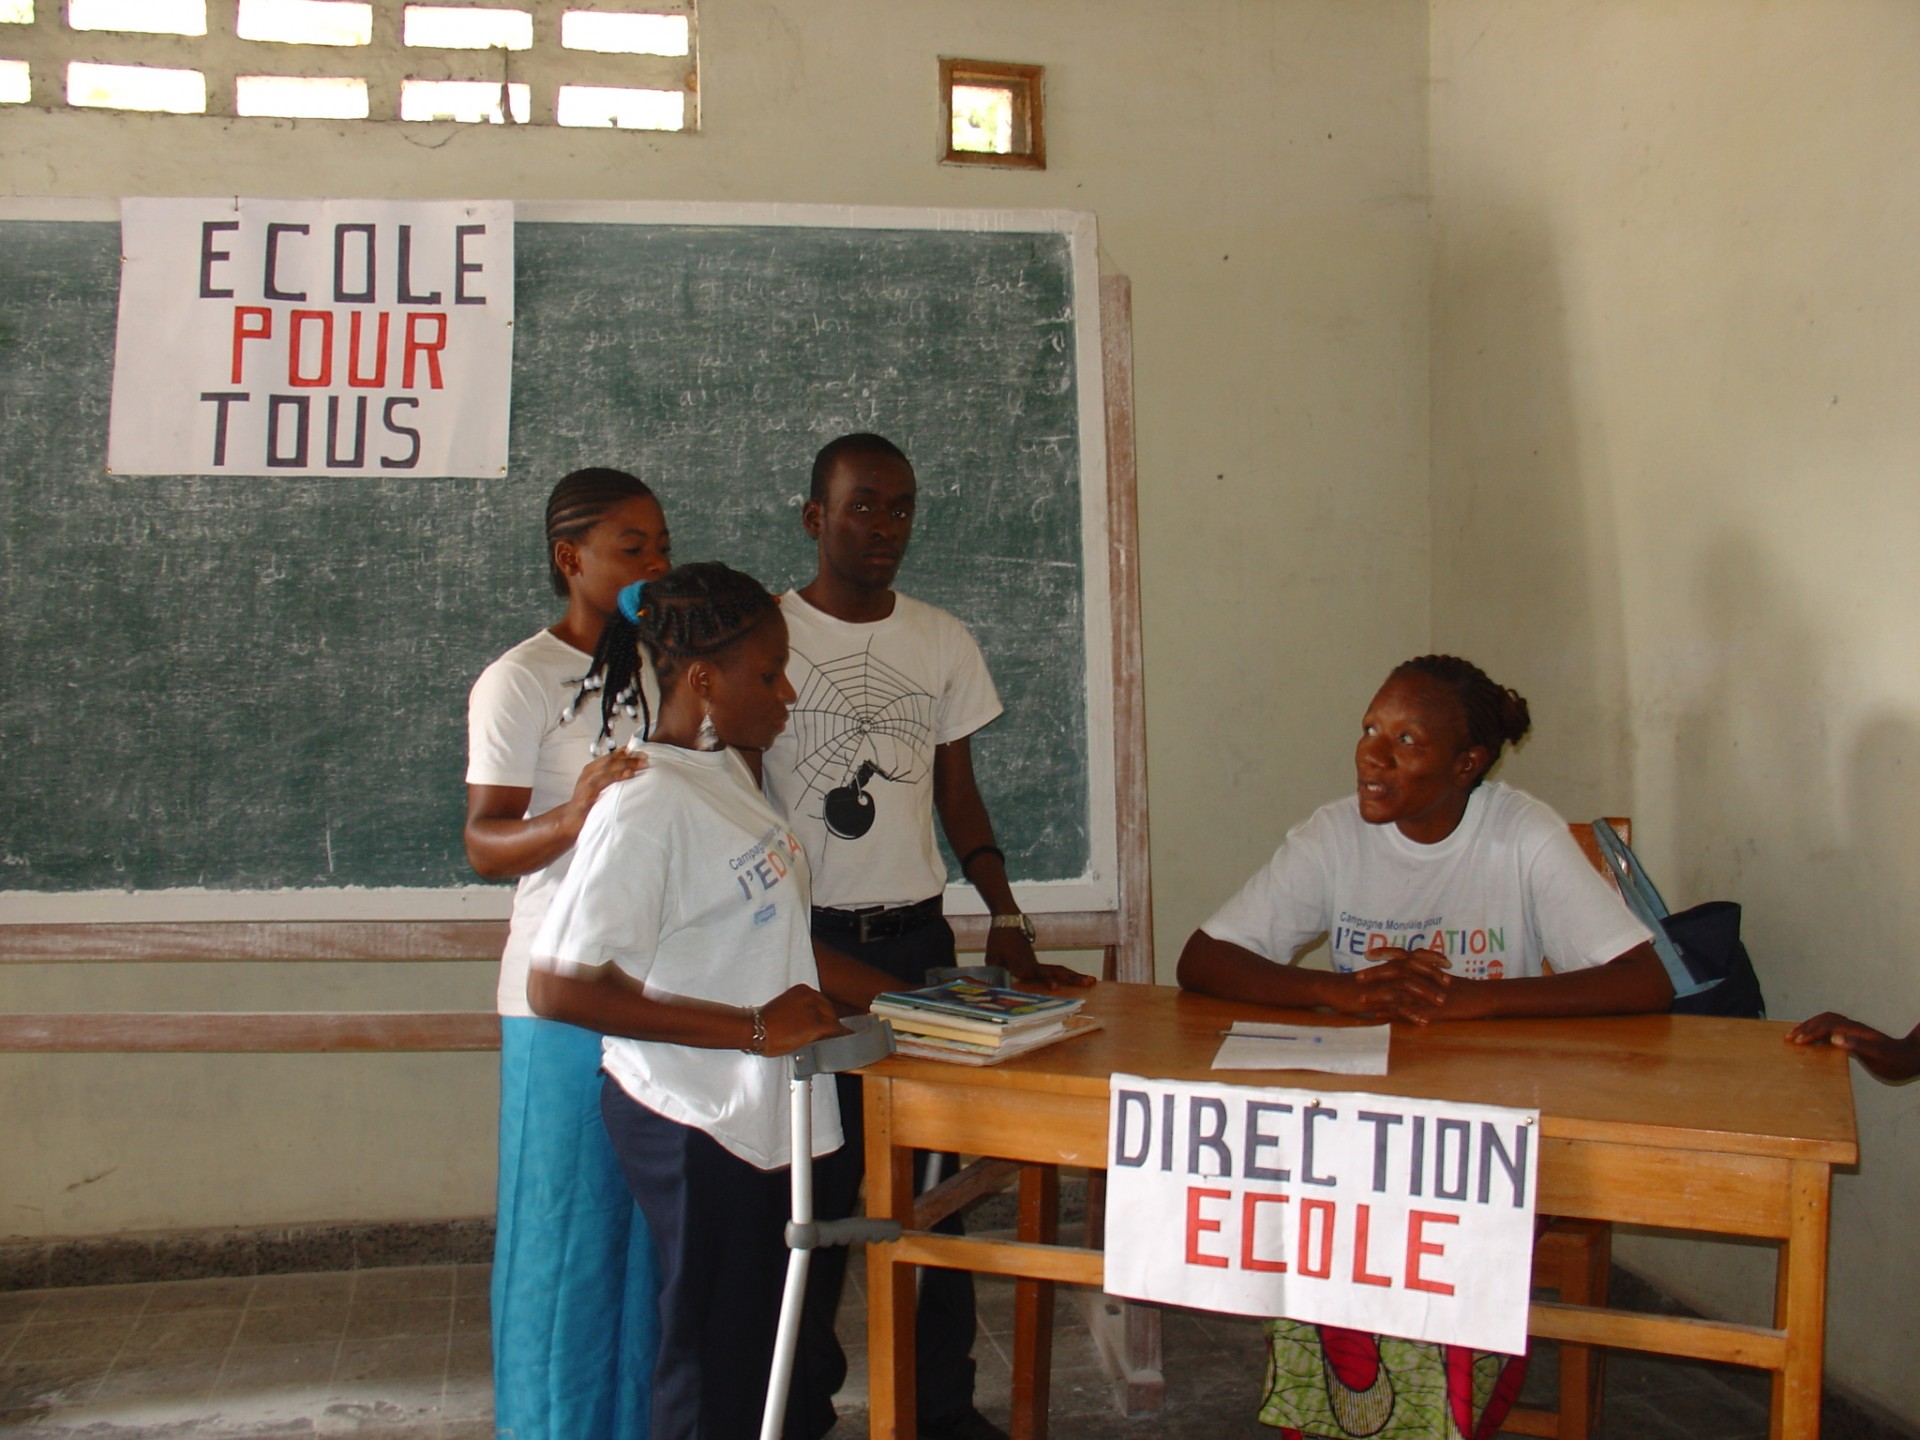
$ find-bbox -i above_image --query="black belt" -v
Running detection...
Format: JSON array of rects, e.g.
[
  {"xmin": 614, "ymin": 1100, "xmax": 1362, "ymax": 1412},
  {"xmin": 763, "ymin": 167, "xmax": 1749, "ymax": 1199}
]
[{"xmin": 811, "ymin": 896, "xmax": 943, "ymax": 945}]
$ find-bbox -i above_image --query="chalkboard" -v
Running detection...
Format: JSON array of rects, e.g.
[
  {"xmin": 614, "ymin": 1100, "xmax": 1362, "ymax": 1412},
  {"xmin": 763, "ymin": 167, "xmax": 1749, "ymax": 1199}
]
[{"xmin": 0, "ymin": 202, "xmax": 1113, "ymax": 915}]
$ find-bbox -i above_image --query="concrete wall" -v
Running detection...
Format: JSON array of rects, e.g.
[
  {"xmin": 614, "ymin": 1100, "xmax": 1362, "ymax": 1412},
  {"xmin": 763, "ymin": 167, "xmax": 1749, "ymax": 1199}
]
[
  {"xmin": 1, "ymin": 0, "xmax": 1433, "ymax": 1236},
  {"xmin": 1430, "ymin": 0, "xmax": 1920, "ymax": 1422}
]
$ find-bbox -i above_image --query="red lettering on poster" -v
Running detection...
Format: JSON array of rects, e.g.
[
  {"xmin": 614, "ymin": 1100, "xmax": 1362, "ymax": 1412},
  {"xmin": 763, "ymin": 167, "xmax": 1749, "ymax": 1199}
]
[
  {"xmin": 348, "ymin": 310, "xmax": 390, "ymax": 388},
  {"xmin": 1406, "ymin": 1209, "xmax": 1458, "ymax": 1295},
  {"xmin": 1240, "ymin": 1190, "xmax": 1290, "ymax": 1274},
  {"xmin": 1298, "ymin": 1198, "xmax": 1335, "ymax": 1279},
  {"xmin": 231, "ymin": 306, "xmax": 272, "ymax": 383},
  {"xmin": 403, "ymin": 312, "xmax": 448, "ymax": 389},
  {"xmin": 1185, "ymin": 1187, "xmax": 1230, "ymax": 1269},
  {"xmin": 1351, "ymin": 1204, "xmax": 1393, "ymax": 1288},
  {"xmin": 288, "ymin": 310, "xmax": 333, "ymax": 388}
]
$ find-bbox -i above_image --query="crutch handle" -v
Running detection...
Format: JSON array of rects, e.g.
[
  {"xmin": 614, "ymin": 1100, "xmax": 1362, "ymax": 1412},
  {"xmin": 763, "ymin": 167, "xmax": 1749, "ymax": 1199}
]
[
  {"xmin": 761, "ymin": 1017, "xmax": 898, "ymax": 1440},
  {"xmin": 793, "ymin": 1012, "xmax": 895, "ymax": 1078}
]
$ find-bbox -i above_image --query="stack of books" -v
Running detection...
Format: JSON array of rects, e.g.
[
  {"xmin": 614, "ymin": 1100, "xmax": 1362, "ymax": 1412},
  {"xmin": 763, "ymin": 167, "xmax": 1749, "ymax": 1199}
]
[{"xmin": 870, "ymin": 980, "xmax": 1099, "ymax": 1066}]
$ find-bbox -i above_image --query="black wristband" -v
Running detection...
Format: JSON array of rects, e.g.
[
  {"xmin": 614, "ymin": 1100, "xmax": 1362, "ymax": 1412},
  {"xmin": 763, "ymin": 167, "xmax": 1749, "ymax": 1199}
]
[{"xmin": 958, "ymin": 844, "xmax": 1005, "ymax": 877}]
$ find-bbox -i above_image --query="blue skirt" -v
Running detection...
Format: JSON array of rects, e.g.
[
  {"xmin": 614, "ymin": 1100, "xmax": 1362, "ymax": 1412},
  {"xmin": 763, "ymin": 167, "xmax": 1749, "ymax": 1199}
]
[{"xmin": 494, "ymin": 1015, "xmax": 660, "ymax": 1440}]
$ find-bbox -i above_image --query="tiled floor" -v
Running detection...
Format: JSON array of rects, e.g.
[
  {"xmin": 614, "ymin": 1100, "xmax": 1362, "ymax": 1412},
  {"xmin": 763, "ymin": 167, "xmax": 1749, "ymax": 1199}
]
[
  {"xmin": 0, "ymin": 1265, "xmax": 491, "ymax": 1438},
  {"xmin": 0, "ymin": 1258, "xmax": 1842, "ymax": 1439}
]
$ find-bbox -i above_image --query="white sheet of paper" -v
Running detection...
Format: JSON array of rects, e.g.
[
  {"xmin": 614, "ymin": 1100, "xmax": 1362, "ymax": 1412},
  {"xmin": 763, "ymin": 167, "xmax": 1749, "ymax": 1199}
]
[{"xmin": 1210, "ymin": 1021, "xmax": 1391, "ymax": 1074}]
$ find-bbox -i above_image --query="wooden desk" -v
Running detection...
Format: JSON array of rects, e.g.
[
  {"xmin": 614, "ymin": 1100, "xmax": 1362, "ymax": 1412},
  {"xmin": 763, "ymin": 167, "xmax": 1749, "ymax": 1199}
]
[{"xmin": 860, "ymin": 983, "xmax": 1857, "ymax": 1440}]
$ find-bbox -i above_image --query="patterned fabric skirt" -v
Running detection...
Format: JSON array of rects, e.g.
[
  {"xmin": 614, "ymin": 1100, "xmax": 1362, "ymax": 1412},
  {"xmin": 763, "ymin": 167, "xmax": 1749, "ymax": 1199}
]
[{"xmin": 1258, "ymin": 1319, "xmax": 1527, "ymax": 1440}]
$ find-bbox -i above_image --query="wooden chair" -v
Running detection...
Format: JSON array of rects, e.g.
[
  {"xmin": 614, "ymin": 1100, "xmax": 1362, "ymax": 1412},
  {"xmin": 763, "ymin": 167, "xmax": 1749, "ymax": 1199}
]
[{"xmin": 1501, "ymin": 816, "xmax": 1630, "ymax": 1440}]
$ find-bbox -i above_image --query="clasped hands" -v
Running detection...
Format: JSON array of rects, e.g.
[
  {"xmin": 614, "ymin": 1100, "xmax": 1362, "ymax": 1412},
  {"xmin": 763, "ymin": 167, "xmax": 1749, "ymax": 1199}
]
[{"xmin": 1342, "ymin": 946, "xmax": 1462, "ymax": 1025}]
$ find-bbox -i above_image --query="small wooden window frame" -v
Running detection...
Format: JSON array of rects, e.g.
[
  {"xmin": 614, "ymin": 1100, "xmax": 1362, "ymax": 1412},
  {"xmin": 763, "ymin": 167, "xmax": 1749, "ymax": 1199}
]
[{"xmin": 940, "ymin": 57, "xmax": 1044, "ymax": 170}]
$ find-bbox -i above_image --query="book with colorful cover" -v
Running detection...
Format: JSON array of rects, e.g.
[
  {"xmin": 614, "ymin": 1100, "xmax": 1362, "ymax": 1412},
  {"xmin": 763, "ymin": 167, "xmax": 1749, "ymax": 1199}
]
[{"xmin": 870, "ymin": 980, "xmax": 1085, "ymax": 1031}]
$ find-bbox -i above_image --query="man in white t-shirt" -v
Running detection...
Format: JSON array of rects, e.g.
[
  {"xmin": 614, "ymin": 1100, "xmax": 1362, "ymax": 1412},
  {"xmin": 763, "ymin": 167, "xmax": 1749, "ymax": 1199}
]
[{"xmin": 761, "ymin": 433, "xmax": 1090, "ymax": 1440}]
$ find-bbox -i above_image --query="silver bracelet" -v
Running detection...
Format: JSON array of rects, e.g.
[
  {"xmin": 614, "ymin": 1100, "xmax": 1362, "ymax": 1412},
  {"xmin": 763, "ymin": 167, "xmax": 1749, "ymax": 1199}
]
[{"xmin": 742, "ymin": 1005, "xmax": 768, "ymax": 1056}]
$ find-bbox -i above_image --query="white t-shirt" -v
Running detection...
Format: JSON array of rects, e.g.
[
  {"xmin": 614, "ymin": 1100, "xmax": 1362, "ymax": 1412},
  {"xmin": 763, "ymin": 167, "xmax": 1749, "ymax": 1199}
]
[
  {"xmin": 761, "ymin": 590, "xmax": 1003, "ymax": 910},
  {"xmin": 467, "ymin": 629, "xmax": 639, "ymax": 1018},
  {"xmin": 1201, "ymin": 782, "xmax": 1652, "ymax": 981},
  {"xmin": 530, "ymin": 744, "xmax": 841, "ymax": 1170}
]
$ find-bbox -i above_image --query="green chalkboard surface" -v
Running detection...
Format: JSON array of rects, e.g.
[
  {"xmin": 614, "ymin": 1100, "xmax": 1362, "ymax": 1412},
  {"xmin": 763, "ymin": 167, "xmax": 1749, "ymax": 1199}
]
[{"xmin": 0, "ymin": 209, "xmax": 1101, "ymax": 901}]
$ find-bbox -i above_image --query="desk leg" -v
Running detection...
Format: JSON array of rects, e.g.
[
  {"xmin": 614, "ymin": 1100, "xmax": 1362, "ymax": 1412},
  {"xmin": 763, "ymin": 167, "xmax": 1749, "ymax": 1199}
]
[
  {"xmin": 1010, "ymin": 1163, "xmax": 1059, "ymax": 1440},
  {"xmin": 866, "ymin": 1077, "xmax": 918, "ymax": 1440},
  {"xmin": 1770, "ymin": 1160, "xmax": 1832, "ymax": 1440}
]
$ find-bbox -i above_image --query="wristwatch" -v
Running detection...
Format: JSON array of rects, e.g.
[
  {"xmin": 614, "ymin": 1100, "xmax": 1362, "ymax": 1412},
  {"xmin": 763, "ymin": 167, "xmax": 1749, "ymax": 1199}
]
[{"xmin": 989, "ymin": 912, "xmax": 1036, "ymax": 943}]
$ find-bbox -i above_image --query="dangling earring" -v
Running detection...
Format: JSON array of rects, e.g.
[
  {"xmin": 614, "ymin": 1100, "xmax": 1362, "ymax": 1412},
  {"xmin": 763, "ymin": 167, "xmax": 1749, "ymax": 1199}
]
[{"xmin": 696, "ymin": 705, "xmax": 721, "ymax": 751}]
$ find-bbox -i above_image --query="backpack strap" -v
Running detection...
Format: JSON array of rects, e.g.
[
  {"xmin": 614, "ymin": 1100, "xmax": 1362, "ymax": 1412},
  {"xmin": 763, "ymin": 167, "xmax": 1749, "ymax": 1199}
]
[{"xmin": 1588, "ymin": 820, "xmax": 1719, "ymax": 999}]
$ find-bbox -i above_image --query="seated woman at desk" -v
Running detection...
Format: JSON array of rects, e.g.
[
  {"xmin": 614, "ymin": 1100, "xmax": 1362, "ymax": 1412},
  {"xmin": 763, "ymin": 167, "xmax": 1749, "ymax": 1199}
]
[{"xmin": 1176, "ymin": 653, "xmax": 1673, "ymax": 1439}]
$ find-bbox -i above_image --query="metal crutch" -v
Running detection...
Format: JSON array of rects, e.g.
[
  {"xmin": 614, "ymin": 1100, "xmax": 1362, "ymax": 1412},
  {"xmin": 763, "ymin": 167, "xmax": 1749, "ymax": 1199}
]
[{"xmin": 759, "ymin": 1013, "xmax": 901, "ymax": 1440}]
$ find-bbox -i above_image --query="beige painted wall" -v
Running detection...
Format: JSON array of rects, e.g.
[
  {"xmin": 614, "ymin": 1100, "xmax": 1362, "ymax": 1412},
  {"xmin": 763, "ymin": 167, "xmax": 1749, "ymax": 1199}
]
[
  {"xmin": 1430, "ymin": 0, "xmax": 1920, "ymax": 1422},
  {"xmin": 2, "ymin": 0, "xmax": 1432, "ymax": 1237}
]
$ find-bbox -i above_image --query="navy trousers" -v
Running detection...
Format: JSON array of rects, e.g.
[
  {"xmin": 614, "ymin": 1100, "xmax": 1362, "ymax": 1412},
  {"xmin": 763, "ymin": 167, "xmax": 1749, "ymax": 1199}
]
[{"xmin": 600, "ymin": 1078, "xmax": 797, "ymax": 1440}]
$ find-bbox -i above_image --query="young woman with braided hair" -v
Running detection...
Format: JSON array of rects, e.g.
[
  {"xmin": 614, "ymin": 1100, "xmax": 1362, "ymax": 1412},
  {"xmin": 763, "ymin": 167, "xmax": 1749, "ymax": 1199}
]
[
  {"xmin": 463, "ymin": 467, "xmax": 670, "ymax": 1440},
  {"xmin": 529, "ymin": 563, "xmax": 895, "ymax": 1440},
  {"xmin": 1178, "ymin": 655, "xmax": 1672, "ymax": 1440}
]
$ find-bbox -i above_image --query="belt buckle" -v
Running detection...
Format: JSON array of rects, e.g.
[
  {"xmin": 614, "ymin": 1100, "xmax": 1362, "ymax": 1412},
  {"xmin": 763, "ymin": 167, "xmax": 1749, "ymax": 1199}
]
[{"xmin": 856, "ymin": 907, "xmax": 884, "ymax": 945}]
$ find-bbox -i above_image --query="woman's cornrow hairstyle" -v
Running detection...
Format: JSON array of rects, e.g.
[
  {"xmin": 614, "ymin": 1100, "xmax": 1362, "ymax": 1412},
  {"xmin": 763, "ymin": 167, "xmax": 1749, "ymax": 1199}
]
[
  {"xmin": 1390, "ymin": 654, "xmax": 1532, "ymax": 784},
  {"xmin": 567, "ymin": 563, "xmax": 779, "ymax": 754},
  {"xmin": 545, "ymin": 467, "xmax": 656, "ymax": 598}
]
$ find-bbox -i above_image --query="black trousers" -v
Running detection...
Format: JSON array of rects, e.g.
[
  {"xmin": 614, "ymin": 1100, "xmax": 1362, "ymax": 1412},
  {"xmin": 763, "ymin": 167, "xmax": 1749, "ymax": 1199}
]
[
  {"xmin": 600, "ymin": 1077, "xmax": 801, "ymax": 1440},
  {"xmin": 789, "ymin": 915, "xmax": 980, "ymax": 1439}
]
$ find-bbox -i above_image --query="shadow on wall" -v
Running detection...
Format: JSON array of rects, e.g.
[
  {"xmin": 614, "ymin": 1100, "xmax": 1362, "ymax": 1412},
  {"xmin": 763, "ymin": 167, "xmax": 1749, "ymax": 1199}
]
[
  {"xmin": 1624, "ymin": 527, "xmax": 1920, "ymax": 1401},
  {"xmin": 1669, "ymin": 530, "xmax": 1824, "ymax": 924},
  {"xmin": 1668, "ymin": 528, "xmax": 1920, "ymax": 1013},
  {"xmin": 1429, "ymin": 199, "xmax": 1632, "ymax": 815}
]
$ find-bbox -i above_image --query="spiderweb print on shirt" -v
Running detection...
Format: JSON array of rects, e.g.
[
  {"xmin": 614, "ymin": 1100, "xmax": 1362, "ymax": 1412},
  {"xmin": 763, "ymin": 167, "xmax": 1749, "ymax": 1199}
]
[{"xmin": 787, "ymin": 643, "xmax": 936, "ymax": 842}]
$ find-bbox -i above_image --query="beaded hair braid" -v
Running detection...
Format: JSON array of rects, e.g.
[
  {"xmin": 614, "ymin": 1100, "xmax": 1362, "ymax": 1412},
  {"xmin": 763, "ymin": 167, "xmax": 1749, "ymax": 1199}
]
[
  {"xmin": 568, "ymin": 562, "xmax": 780, "ymax": 754},
  {"xmin": 1390, "ymin": 654, "xmax": 1533, "ymax": 783},
  {"xmin": 544, "ymin": 467, "xmax": 656, "ymax": 598}
]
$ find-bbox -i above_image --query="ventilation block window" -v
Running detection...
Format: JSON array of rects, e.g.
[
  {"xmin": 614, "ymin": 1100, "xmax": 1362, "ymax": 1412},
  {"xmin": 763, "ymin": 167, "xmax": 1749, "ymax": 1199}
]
[
  {"xmin": 555, "ymin": 81, "xmax": 680, "ymax": 129},
  {"xmin": 237, "ymin": 73, "xmax": 369, "ymax": 117},
  {"xmin": 68, "ymin": 60, "xmax": 206, "ymax": 111},
  {"xmin": 561, "ymin": 10, "xmax": 688, "ymax": 57},
  {"xmin": 237, "ymin": 0, "xmax": 373, "ymax": 46},
  {"xmin": 403, "ymin": 4, "xmax": 533, "ymax": 51},
  {"xmin": 67, "ymin": 0, "xmax": 206, "ymax": 34},
  {"xmin": 400, "ymin": 77, "xmax": 529, "ymax": 123},
  {"xmin": 17, "ymin": 0, "xmax": 696, "ymax": 128}
]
